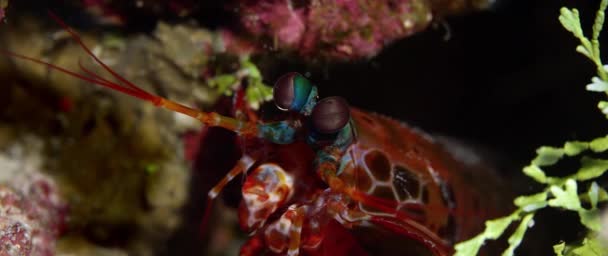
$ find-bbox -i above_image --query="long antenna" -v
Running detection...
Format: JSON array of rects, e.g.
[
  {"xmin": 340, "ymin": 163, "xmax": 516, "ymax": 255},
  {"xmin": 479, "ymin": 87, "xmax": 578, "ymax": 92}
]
[{"xmin": 3, "ymin": 11, "xmax": 260, "ymax": 137}]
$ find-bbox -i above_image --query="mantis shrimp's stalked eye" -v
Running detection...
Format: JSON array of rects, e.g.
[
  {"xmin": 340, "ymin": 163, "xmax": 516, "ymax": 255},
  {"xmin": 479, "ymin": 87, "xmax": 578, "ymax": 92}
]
[
  {"xmin": 311, "ymin": 96, "xmax": 351, "ymax": 134},
  {"xmin": 273, "ymin": 72, "xmax": 318, "ymax": 115}
]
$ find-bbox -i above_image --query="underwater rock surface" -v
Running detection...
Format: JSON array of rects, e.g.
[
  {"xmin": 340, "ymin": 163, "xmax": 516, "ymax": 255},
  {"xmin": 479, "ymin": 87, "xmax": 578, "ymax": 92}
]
[
  {"xmin": 0, "ymin": 138, "xmax": 67, "ymax": 256},
  {"xmin": 71, "ymin": 0, "xmax": 494, "ymax": 60},
  {"xmin": 237, "ymin": 0, "xmax": 434, "ymax": 60}
]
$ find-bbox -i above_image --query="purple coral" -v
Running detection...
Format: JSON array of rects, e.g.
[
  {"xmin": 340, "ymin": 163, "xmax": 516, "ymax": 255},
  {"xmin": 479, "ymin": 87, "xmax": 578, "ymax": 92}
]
[
  {"xmin": 0, "ymin": 173, "xmax": 67, "ymax": 256},
  {"xmin": 72, "ymin": 0, "xmax": 491, "ymax": 60},
  {"xmin": 237, "ymin": 0, "xmax": 434, "ymax": 60}
]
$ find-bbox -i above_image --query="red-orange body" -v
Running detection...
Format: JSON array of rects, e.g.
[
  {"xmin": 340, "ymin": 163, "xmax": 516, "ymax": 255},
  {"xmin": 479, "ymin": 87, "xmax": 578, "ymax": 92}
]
[
  {"xmin": 203, "ymin": 105, "xmax": 504, "ymax": 256},
  {"xmin": 337, "ymin": 109, "xmax": 503, "ymax": 252}
]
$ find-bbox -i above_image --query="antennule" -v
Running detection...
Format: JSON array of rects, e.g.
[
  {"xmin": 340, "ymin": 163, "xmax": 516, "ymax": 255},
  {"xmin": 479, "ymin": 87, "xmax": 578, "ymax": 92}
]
[{"xmin": 3, "ymin": 12, "xmax": 264, "ymax": 138}]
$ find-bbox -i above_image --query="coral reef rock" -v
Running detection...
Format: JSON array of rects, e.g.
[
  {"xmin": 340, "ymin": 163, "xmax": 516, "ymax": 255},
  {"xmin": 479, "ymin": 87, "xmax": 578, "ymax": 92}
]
[
  {"xmin": 236, "ymin": 0, "xmax": 494, "ymax": 60},
  {"xmin": 0, "ymin": 138, "xmax": 67, "ymax": 256}
]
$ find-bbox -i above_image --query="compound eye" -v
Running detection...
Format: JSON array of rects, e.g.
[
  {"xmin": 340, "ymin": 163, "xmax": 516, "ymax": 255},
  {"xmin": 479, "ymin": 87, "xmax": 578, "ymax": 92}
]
[
  {"xmin": 311, "ymin": 96, "xmax": 351, "ymax": 134},
  {"xmin": 273, "ymin": 72, "xmax": 313, "ymax": 112}
]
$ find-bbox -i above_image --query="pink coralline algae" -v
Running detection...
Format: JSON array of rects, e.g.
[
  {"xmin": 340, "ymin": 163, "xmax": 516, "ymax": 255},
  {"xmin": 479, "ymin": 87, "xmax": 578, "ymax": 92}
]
[
  {"xmin": 0, "ymin": 173, "xmax": 67, "ymax": 256},
  {"xmin": 73, "ymin": 0, "xmax": 492, "ymax": 60},
  {"xmin": 237, "ymin": 0, "xmax": 434, "ymax": 60}
]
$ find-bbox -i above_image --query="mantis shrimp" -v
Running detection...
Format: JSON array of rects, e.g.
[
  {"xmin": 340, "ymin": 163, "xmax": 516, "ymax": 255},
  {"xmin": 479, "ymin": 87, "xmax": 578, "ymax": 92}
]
[{"xmin": 5, "ymin": 12, "xmax": 507, "ymax": 256}]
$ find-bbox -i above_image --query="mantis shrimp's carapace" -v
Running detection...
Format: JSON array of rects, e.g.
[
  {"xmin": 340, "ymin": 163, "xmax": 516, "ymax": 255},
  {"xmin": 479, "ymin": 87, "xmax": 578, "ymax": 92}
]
[{"xmin": 5, "ymin": 12, "xmax": 509, "ymax": 256}]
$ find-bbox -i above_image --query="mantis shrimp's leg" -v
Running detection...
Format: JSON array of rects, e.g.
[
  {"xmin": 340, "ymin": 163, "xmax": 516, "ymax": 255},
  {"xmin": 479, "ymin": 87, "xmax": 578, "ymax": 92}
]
[
  {"xmin": 262, "ymin": 204, "xmax": 307, "ymax": 256},
  {"xmin": 286, "ymin": 205, "xmax": 306, "ymax": 256},
  {"xmin": 237, "ymin": 164, "xmax": 297, "ymax": 255},
  {"xmin": 201, "ymin": 155, "xmax": 255, "ymax": 234},
  {"xmin": 239, "ymin": 163, "xmax": 295, "ymax": 232},
  {"xmin": 207, "ymin": 155, "xmax": 255, "ymax": 200}
]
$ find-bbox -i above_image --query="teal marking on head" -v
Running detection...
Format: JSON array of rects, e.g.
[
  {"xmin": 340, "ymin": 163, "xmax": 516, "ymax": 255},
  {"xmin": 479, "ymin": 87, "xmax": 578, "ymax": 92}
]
[
  {"xmin": 290, "ymin": 74, "xmax": 314, "ymax": 112},
  {"xmin": 258, "ymin": 121, "xmax": 297, "ymax": 144},
  {"xmin": 299, "ymin": 86, "xmax": 318, "ymax": 116}
]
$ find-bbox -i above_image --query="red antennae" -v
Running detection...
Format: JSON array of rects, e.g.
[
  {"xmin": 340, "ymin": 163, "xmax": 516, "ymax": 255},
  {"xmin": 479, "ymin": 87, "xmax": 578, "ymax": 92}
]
[
  {"xmin": 47, "ymin": 11, "xmax": 152, "ymax": 99},
  {"xmin": 3, "ymin": 11, "xmax": 261, "ymax": 137},
  {"xmin": 2, "ymin": 50, "xmax": 145, "ymax": 99}
]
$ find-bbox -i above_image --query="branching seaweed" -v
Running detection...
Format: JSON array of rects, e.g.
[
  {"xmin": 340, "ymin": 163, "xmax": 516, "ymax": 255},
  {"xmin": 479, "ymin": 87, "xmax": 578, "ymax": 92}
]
[
  {"xmin": 206, "ymin": 57, "xmax": 272, "ymax": 110},
  {"xmin": 454, "ymin": 2, "xmax": 608, "ymax": 255}
]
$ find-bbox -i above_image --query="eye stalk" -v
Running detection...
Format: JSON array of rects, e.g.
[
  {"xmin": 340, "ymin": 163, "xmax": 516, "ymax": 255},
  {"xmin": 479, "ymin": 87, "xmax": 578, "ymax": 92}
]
[
  {"xmin": 273, "ymin": 72, "xmax": 318, "ymax": 115},
  {"xmin": 311, "ymin": 96, "xmax": 351, "ymax": 134}
]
